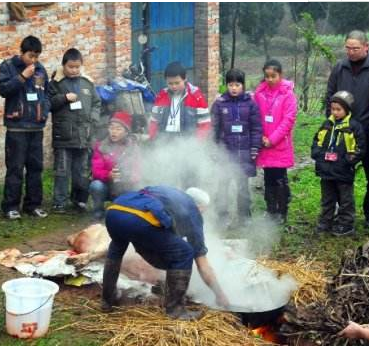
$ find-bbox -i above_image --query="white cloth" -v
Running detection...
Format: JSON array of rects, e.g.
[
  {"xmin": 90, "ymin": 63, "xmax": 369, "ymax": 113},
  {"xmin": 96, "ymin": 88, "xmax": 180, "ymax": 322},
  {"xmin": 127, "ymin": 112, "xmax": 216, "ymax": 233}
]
[{"xmin": 165, "ymin": 94, "xmax": 183, "ymax": 132}]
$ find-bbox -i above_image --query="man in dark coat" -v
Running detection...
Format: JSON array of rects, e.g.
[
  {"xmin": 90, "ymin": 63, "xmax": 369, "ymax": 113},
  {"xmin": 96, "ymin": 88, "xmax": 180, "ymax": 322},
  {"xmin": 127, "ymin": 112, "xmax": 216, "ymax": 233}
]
[{"xmin": 326, "ymin": 30, "xmax": 369, "ymax": 226}]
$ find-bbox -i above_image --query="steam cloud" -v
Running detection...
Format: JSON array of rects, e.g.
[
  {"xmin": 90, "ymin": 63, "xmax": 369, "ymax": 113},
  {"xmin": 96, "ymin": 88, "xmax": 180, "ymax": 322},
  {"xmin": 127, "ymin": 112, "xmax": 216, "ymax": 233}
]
[{"xmin": 139, "ymin": 137, "xmax": 297, "ymax": 311}]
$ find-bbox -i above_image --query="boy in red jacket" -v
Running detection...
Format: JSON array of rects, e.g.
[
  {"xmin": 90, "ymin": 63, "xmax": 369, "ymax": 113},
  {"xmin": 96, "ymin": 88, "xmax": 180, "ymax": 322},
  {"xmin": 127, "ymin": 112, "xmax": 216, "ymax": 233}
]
[{"xmin": 148, "ymin": 61, "xmax": 211, "ymax": 141}]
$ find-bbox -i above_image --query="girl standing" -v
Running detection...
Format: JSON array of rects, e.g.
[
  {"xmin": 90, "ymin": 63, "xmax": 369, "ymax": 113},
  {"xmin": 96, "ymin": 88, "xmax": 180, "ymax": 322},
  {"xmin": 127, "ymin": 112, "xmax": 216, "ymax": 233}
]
[
  {"xmin": 254, "ymin": 59, "xmax": 297, "ymax": 223},
  {"xmin": 212, "ymin": 69, "xmax": 262, "ymax": 228}
]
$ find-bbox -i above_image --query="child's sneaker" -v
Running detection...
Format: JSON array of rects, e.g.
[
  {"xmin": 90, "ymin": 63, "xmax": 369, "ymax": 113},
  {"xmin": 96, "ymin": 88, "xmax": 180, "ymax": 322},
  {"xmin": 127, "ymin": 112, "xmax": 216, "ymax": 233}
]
[
  {"xmin": 5, "ymin": 210, "xmax": 21, "ymax": 220},
  {"xmin": 28, "ymin": 208, "xmax": 48, "ymax": 218},
  {"xmin": 74, "ymin": 202, "xmax": 87, "ymax": 212},
  {"xmin": 53, "ymin": 205, "xmax": 66, "ymax": 214},
  {"xmin": 331, "ymin": 224, "xmax": 355, "ymax": 237}
]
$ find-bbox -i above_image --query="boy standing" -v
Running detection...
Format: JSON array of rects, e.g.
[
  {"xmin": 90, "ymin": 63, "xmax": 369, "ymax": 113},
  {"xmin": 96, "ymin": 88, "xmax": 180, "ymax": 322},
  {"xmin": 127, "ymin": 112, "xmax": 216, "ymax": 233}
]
[
  {"xmin": 148, "ymin": 61, "xmax": 211, "ymax": 140},
  {"xmin": 0, "ymin": 35, "xmax": 49, "ymax": 220},
  {"xmin": 311, "ymin": 91, "xmax": 366, "ymax": 236},
  {"xmin": 48, "ymin": 48, "xmax": 101, "ymax": 213},
  {"xmin": 147, "ymin": 62, "xmax": 211, "ymax": 188}
]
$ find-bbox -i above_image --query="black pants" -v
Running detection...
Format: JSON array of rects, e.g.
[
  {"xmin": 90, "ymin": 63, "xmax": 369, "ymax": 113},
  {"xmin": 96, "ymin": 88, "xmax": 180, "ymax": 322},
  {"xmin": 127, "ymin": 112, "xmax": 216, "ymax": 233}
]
[
  {"xmin": 263, "ymin": 168, "xmax": 290, "ymax": 216},
  {"xmin": 319, "ymin": 179, "xmax": 354, "ymax": 228},
  {"xmin": 1, "ymin": 130, "xmax": 43, "ymax": 213},
  {"xmin": 264, "ymin": 168, "xmax": 288, "ymax": 188},
  {"xmin": 53, "ymin": 148, "xmax": 90, "ymax": 206},
  {"xmin": 216, "ymin": 174, "xmax": 251, "ymax": 219}
]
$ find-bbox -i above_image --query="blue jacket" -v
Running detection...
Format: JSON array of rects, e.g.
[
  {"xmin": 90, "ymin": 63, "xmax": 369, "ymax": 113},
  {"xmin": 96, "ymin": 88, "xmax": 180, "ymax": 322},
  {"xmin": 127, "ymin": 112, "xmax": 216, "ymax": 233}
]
[
  {"xmin": 211, "ymin": 92, "xmax": 262, "ymax": 177},
  {"xmin": 0, "ymin": 55, "xmax": 49, "ymax": 129},
  {"xmin": 113, "ymin": 185, "xmax": 208, "ymax": 258}
]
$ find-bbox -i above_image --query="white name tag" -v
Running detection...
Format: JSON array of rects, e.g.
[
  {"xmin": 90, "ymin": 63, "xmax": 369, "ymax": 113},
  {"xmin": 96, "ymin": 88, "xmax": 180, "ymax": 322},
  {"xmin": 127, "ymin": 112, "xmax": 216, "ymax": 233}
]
[
  {"xmin": 265, "ymin": 115, "xmax": 274, "ymax": 123},
  {"xmin": 231, "ymin": 125, "xmax": 243, "ymax": 133},
  {"xmin": 70, "ymin": 101, "xmax": 82, "ymax": 110},
  {"xmin": 26, "ymin": 93, "xmax": 38, "ymax": 101}
]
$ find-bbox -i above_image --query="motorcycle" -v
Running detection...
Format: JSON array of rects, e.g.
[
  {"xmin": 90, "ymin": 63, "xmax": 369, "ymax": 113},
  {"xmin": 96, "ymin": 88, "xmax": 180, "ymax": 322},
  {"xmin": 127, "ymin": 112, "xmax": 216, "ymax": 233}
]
[{"xmin": 95, "ymin": 42, "xmax": 157, "ymax": 138}]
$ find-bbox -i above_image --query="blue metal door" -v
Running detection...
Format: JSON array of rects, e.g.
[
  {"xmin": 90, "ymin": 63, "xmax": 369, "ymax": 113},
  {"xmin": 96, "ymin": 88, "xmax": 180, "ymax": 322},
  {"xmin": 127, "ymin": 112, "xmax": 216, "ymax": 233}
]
[{"xmin": 131, "ymin": 2, "xmax": 194, "ymax": 92}]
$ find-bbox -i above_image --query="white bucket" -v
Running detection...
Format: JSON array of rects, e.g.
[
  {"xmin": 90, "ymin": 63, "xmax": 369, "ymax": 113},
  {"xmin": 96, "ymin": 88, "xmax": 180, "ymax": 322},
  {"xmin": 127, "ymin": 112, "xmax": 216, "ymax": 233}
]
[{"xmin": 2, "ymin": 277, "xmax": 59, "ymax": 338}]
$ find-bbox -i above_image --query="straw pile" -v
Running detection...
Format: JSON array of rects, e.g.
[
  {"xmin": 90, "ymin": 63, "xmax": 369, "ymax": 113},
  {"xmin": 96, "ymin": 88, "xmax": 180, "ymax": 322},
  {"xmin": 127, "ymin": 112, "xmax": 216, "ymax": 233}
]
[
  {"xmin": 258, "ymin": 255, "xmax": 328, "ymax": 307},
  {"xmin": 57, "ymin": 303, "xmax": 277, "ymax": 346}
]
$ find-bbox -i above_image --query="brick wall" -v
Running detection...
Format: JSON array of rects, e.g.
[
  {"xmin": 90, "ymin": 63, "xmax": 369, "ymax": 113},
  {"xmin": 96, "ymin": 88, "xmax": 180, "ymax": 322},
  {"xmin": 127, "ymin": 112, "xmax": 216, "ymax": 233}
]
[
  {"xmin": 194, "ymin": 2, "xmax": 220, "ymax": 106},
  {"xmin": 0, "ymin": 2, "xmax": 220, "ymax": 180},
  {"xmin": 0, "ymin": 2, "xmax": 132, "ymax": 179}
]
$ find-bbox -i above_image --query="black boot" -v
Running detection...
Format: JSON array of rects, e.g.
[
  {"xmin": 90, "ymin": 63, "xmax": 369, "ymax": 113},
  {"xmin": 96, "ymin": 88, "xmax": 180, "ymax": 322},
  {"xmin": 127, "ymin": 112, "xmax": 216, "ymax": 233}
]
[
  {"xmin": 101, "ymin": 257, "xmax": 122, "ymax": 312},
  {"xmin": 275, "ymin": 183, "xmax": 290, "ymax": 224},
  {"xmin": 264, "ymin": 185, "xmax": 278, "ymax": 218},
  {"xmin": 165, "ymin": 269, "xmax": 202, "ymax": 320}
]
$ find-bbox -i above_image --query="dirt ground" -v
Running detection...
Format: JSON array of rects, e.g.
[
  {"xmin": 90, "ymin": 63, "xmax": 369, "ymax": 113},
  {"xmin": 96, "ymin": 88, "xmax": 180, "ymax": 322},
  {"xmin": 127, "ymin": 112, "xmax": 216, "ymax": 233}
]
[
  {"xmin": 0, "ymin": 226, "xmax": 104, "ymax": 307},
  {"xmin": 0, "ymin": 225, "xmax": 162, "ymax": 311}
]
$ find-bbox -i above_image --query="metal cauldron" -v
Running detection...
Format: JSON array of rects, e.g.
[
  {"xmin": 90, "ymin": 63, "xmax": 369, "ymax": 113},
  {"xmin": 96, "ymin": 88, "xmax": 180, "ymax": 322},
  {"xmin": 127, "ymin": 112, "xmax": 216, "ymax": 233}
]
[{"xmin": 226, "ymin": 303, "xmax": 287, "ymax": 328}]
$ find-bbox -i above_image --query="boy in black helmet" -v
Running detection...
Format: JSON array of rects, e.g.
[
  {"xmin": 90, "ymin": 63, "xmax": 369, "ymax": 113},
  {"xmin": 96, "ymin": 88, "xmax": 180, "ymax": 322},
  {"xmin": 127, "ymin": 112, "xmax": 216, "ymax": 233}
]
[{"xmin": 311, "ymin": 91, "xmax": 366, "ymax": 236}]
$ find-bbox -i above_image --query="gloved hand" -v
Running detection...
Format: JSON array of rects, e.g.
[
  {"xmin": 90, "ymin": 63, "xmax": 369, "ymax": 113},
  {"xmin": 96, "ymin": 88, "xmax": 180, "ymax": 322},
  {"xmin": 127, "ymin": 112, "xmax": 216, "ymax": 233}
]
[{"xmin": 250, "ymin": 147, "xmax": 259, "ymax": 161}]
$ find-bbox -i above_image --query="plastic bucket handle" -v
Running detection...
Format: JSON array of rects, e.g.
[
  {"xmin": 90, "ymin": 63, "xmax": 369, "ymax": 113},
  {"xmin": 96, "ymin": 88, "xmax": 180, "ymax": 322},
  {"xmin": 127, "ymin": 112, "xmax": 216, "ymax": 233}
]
[{"xmin": 5, "ymin": 294, "xmax": 53, "ymax": 317}]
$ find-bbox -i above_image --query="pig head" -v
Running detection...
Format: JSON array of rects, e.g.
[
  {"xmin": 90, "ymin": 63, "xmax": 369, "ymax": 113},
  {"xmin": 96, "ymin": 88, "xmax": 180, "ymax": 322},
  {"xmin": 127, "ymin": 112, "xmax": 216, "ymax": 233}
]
[{"xmin": 67, "ymin": 223, "xmax": 165, "ymax": 284}]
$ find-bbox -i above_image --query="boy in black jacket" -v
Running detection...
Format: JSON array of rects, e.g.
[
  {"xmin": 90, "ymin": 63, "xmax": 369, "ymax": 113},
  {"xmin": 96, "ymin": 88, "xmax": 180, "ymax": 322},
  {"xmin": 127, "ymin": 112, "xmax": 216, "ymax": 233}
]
[
  {"xmin": 48, "ymin": 48, "xmax": 101, "ymax": 213},
  {"xmin": 311, "ymin": 91, "xmax": 366, "ymax": 236},
  {"xmin": 0, "ymin": 36, "xmax": 49, "ymax": 220}
]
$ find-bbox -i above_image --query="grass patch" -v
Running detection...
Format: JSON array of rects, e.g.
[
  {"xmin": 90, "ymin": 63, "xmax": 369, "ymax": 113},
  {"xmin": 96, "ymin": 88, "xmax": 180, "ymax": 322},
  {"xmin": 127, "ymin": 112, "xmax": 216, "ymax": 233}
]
[{"xmin": 0, "ymin": 111, "xmax": 367, "ymax": 344}]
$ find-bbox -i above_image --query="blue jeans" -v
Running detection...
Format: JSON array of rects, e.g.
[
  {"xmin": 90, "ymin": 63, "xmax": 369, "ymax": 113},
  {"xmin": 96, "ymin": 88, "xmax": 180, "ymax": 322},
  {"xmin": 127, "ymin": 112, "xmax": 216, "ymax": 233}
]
[
  {"xmin": 89, "ymin": 180, "xmax": 110, "ymax": 213},
  {"xmin": 106, "ymin": 209, "xmax": 194, "ymax": 270}
]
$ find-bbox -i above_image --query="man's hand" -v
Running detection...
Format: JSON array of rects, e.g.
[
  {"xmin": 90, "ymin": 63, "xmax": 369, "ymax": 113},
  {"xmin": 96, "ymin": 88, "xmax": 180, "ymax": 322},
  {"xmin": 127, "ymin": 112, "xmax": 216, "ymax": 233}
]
[
  {"xmin": 338, "ymin": 321, "xmax": 367, "ymax": 339},
  {"xmin": 66, "ymin": 92, "xmax": 78, "ymax": 102},
  {"xmin": 216, "ymin": 291, "xmax": 230, "ymax": 308},
  {"xmin": 22, "ymin": 64, "xmax": 35, "ymax": 79}
]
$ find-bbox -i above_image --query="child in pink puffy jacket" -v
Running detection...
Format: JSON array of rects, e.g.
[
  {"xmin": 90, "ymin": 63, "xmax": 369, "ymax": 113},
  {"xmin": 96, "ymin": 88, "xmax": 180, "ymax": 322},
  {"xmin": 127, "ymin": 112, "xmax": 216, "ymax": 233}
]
[
  {"xmin": 89, "ymin": 111, "xmax": 140, "ymax": 220},
  {"xmin": 254, "ymin": 59, "xmax": 297, "ymax": 223}
]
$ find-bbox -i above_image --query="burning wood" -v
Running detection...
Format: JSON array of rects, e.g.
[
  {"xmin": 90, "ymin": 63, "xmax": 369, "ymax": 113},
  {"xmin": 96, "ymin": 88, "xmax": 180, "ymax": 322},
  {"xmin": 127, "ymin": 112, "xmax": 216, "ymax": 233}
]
[{"xmin": 280, "ymin": 241, "xmax": 369, "ymax": 345}]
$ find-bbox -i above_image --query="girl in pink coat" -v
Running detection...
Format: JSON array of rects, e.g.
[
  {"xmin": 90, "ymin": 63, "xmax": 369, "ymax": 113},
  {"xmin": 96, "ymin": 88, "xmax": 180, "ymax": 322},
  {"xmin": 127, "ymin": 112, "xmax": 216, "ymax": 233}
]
[{"xmin": 254, "ymin": 59, "xmax": 297, "ymax": 223}]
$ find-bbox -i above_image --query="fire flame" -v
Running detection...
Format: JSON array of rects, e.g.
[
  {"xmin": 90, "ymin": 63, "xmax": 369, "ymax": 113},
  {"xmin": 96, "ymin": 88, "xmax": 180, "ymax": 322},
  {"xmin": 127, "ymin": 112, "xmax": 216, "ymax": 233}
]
[{"xmin": 252, "ymin": 325, "xmax": 280, "ymax": 343}]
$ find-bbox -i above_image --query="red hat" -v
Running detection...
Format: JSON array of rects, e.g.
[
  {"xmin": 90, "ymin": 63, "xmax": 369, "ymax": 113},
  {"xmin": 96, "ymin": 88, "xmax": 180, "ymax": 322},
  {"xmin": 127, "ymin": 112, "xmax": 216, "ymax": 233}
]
[{"xmin": 110, "ymin": 111, "xmax": 132, "ymax": 131}]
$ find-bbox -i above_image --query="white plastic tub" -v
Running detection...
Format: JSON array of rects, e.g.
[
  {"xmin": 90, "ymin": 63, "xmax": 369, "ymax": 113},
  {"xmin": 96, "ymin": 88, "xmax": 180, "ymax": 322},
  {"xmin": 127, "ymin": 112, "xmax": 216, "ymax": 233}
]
[{"xmin": 2, "ymin": 277, "xmax": 59, "ymax": 338}]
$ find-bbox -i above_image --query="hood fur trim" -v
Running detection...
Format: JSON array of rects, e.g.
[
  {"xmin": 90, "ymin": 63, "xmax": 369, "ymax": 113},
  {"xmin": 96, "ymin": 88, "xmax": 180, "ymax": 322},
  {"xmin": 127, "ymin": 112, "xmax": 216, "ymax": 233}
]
[{"xmin": 52, "ymin": 66, "xmax": 94, "ymax": 83}]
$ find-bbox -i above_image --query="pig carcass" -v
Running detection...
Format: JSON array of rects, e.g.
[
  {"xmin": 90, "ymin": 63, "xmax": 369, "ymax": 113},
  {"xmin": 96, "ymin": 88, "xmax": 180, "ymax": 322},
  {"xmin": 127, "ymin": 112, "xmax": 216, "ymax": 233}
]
[{"xmin": 67, "ymin": 223, "xmax": 165, "ymax": 284}]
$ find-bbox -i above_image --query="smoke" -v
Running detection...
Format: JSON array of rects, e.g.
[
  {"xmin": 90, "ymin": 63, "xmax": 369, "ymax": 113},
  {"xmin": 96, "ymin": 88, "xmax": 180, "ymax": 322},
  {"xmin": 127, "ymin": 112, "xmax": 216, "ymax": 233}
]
[{"xmin": 139, "ymin": 137, "xmax": 297, "ymax": 311}]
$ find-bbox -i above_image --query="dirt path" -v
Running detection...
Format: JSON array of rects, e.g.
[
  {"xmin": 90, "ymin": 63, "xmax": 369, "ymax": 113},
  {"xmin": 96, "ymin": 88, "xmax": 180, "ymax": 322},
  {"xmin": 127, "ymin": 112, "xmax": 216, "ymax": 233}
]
[{"xmin": 0, "ymin": 222, "xmax": 103, "ymax": 305}]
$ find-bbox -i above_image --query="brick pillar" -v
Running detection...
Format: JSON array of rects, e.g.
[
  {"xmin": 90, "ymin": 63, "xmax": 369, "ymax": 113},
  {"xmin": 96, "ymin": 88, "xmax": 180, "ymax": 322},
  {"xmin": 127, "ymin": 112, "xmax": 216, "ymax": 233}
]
[
  {"xmin": 108, "ymin": 2, "xmax": 132, "ymax": 78},
  {"xmin": 194, "ymin": 2, "xmax": 219, "ymax": 106}
]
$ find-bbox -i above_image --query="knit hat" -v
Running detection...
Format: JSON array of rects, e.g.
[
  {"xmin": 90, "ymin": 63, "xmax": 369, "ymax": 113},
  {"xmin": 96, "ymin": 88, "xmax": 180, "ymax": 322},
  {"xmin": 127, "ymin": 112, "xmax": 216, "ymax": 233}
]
[
  {"xmin": 331, "ymin": 91, "xmax": 354, "ymax": 113},
  {"xmin": 185, "ymin": 187, "xmax": 210, "ymax": 208},
  {"xmin": 110, "ymin": 111, "xmax": 132, "ymax": 131}
]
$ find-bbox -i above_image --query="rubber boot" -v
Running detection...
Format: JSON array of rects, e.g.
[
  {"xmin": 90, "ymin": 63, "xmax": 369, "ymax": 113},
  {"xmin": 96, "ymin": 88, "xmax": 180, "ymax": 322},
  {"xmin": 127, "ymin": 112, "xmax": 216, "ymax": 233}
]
[
  {"xmin": 101, "ymin": 257, "xmax": 122, "ymax": 312},
  {"xmin": 151, "ymin": 280, "xmax": 165, "ymax": 296},
  {"xmin": 164, "ymin": 269, "xmax": 202, "ymax": 321}
]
